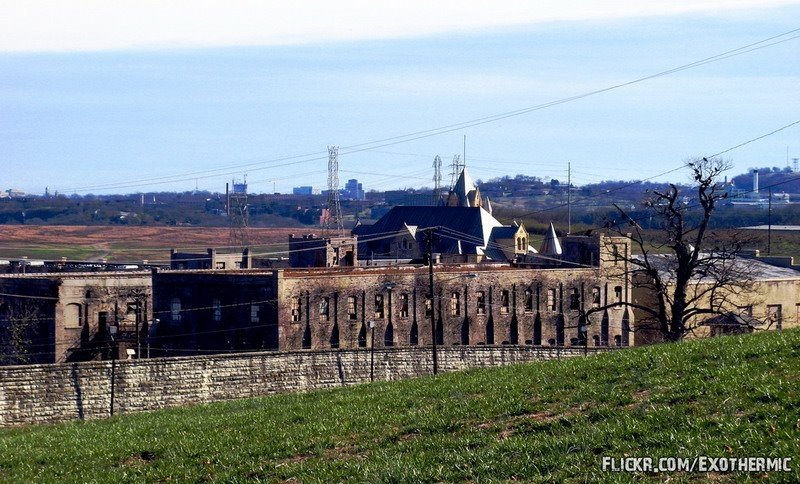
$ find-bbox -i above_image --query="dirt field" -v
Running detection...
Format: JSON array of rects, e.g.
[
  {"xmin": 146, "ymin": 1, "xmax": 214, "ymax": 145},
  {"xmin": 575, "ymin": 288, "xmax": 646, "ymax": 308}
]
[{"xmin": 0, "ymin": 225, "xmax": 302, "ymax": 263}]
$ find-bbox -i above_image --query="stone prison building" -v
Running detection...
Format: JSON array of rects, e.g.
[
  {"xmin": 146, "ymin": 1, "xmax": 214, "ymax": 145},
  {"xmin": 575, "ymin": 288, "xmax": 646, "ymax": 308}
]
[{"xmin": 148, "ymin": 232, "xmax": 635, "ymax": 355}]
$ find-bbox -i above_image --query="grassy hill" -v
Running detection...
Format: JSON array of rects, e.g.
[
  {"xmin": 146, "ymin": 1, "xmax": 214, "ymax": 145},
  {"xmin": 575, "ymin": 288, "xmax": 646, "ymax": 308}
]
[{"xmin": 1, "ymin": 330, "xmax": 798, "ymax": 482}]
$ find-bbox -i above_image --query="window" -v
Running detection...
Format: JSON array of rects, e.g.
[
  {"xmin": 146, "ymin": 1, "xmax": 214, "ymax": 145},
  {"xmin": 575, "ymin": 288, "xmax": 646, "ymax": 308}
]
[
  {"xmin": 767, "ymin": 305, "xmax": 782, "ymax": 330},
  {"xmin": 170, "ymin": 298, "xmax": 182, "ymax": 322},
  {"xmin": 476, "ymin": 291, "xmax": 486, "ymax": 315},
  {"xmin": 348, "ymin": 296, "xmax": 358, "ymax": 320},
  {"xmin": 738, "ymin": 305, "xmax": 753, "ymax": 317},
  {"xmin": 126, "ymin": 302, "xmax": 139, "ymax": 316},
  {"xmin": 614, "ymin": 286, "xmax": 623, "ymax": 304},
  {"xmin": 500, "ymin": 290, "xmax": 510, "ymax": 314},
  {"xmin": 212, "ymin": 298, "xmax": 222, "ymax": 322},
  {"xmin": 399, "ymin": 293, "xmax": 409, "ymax": 318},
  {"xmin": 319, "ymin": 297, "xmax": 330, "ymax": 322},
  {"xmin": 424, "ymin": 296, "xmax": 433, "ymax": 317},
  {"xmin": 234, "ymin": 261, "xmax": 242, "ymax": 269},
  {"xmin": 450, "ymin": 292, "xmax": 460, "ymax": 316},
  {"xmin": 215, "ymin": 261, "xmax": 226, "ymax": 269},
  {"xmin": 547, "ymin": 289, "xmax": 557, "ymax": 312},
  {"xmin": 524, "ymin": 289, "xmax": 533, "ymax": 313},
  {"xmin": 612, "ymin": 244, "xmax": 622, "ymax": 265},
  {"xmin": 592, "ymin": 287, "xmax": 601, "ymax": 308},
  {"xmin": 250, "ymin": 304, "xmax": 260, "ymax": 323},
  {"xmin": 291, "ymin": 297, "xmax": 302, "ymax": 322},
  {"xmin": 569, "ymin": 288, "xmax": 580, "ymax": 311},
  {"xmin": 65, "ymin": 303, "xmax": 83, "ymax": 328},
  {"xmin": 374, "ymin": 294, "xmax": 385, "ymax": 319}
]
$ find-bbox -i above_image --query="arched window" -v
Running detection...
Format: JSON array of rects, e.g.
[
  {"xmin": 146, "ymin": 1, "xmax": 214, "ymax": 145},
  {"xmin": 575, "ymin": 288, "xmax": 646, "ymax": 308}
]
[{"xmin": 65, "ymin": 303, "xmax": 83, "ymax": 328}]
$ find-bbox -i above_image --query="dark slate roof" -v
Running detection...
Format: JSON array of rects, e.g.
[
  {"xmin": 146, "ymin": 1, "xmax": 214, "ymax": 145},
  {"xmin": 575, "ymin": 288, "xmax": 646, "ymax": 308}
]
[
  {"xmin": 702, "ymin": 312, "xmax": 764, "ymax": 327},
  {"xmin": 353, "ymin": 206, "xmax": 502, "ymax": 256},
  {"xmin": 489, "ymin": 226, "xmax": 519, "ymax": 240}
]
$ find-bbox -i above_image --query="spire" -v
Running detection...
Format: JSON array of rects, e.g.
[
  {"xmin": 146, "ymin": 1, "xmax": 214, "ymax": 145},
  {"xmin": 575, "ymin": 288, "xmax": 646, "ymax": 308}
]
[
  {"xmin": 539, "ymin": 222, "xmax": 563, "ymax": 256},
  {"xmin": 451, "ymin": 167, "xmax": 476, "ymax": 207}
]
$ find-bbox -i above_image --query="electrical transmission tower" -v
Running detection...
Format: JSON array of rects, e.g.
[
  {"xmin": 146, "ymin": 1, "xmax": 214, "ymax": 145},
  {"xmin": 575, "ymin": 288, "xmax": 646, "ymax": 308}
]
[
  {"xmin": 432, "ymin": 155, "xmax": 442, "ymax": 205},
  {"xmin": 228, "ymin": 175, "xmax": 250, "ymax": 248},
  {"xmin": 324, "ymin": 146, "xmax": 344, "ymax": 235},
  {"xmin": 449, "ymin": 154, "xmax": 462, "ymax": 190}
]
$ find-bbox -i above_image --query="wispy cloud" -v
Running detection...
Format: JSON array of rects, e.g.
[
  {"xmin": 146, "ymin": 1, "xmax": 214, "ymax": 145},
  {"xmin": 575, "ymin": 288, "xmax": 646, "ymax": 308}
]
[{"xmin": 2, "ymin": 0, "xmax": 798, "ymax": 53}]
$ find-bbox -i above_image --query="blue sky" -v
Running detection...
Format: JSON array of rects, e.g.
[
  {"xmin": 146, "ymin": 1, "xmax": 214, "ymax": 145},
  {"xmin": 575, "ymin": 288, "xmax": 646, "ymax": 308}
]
[{"xmin": 1, "ymin": 2, "xmax": 799, "ymax": 195}]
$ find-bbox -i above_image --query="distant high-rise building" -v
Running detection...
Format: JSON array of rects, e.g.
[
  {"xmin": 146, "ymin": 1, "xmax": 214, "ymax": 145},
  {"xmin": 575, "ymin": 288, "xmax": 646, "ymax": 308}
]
[
  {"xmin": 293, "ymin": 186, "xmax": 314, "ymax": 196},
  {"xmin": 342, "ymin": 179, "xmax": 365, "ymax": 201}
]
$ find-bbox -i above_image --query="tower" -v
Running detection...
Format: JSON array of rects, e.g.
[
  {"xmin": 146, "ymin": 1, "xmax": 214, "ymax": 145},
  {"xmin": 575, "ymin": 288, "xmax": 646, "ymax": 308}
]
[
  {"xmin": 432, "ymin": 155, "xmax": 442, "ymax": 205},
  {"xmin": 324, "ymin": 146, "xmax": 344, "ymax": 235},
  {"xmin": 449, "ymin": 154, "xmax": 462, "ymax": 190},
  {"xmin": 228, "ymin": 175, "xmax": 250, "ymax": 248}
]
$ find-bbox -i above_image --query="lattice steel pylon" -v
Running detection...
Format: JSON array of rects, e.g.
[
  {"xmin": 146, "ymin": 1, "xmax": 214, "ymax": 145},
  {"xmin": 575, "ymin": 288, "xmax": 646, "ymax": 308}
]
[
  {"xmin": 449, "ymin": 154, "xmax": 462, "ymax": 190},
  {"xmin": 324, "ymin": 146, "xmax": 344, "ymax": 235},
  {"xmin": 432, "ymin": 155, "xmax": 442, "ymax": 205},
  {"xmin": 228, "ymin": 176, "xmax": 250, "ymax": 248}
]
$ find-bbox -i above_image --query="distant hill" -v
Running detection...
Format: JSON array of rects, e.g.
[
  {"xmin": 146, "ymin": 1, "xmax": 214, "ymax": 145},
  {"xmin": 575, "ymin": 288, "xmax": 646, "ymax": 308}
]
[{"xmin": 731, "ymin": 167, "xmax": 800, "ymax": 195}]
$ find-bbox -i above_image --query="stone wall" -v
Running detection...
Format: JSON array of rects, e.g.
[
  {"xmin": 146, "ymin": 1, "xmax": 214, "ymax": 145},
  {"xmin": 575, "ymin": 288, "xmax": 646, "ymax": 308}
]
[{"xmin": 0, "ymin": 345, "xmax": 614, "ymax": 427}]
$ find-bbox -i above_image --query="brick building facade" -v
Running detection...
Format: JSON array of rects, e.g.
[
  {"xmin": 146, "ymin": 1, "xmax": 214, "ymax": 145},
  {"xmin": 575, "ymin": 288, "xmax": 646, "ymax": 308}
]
[
  {"xmin": 149, "ymin": 232, "xmax": 634, "ymax": 355},
  {"xmin": 0, "ymin": 272, "xmax": 152, "ymax": 364}
]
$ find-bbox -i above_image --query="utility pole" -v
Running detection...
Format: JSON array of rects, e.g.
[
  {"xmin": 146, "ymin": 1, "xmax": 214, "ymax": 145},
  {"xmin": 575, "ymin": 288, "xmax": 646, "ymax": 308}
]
[
  {"xmin": 567, "ymin": 161, "xmax": 572, "ymax": 235},
  {"xmin": 425, "ymin": 227, "xmax": 439, "ymax": 375},
  {"xmin": 768, "ymin": 188, "xmax": 773, "ymax": 256}
]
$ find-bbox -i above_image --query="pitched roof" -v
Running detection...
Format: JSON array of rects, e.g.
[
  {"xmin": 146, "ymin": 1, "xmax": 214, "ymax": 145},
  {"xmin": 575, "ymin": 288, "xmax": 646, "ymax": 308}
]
[
  {"xmin": 539, "ymin": 222, "xmax": 563, "ymax": 256},
  {"xmin": 451, "ymin": 168, "xmax": 476, "ymax": 207},
  {"xmin": 353, "ymin": 205, "xmax": 504, "ymax": 257}
]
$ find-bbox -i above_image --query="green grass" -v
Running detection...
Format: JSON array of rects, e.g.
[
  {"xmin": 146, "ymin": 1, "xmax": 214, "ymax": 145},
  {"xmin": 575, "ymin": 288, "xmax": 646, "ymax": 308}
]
[{"xmin": 1, "ymin": 331, "xmax": 799, "ymax": 482}]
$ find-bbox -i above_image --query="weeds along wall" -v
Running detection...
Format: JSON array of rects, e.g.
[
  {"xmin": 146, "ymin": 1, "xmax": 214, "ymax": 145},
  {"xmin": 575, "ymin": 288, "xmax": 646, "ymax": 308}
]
[{"xmin": 0, "ymin": 345, "xmax": 614, "ymax": 427}]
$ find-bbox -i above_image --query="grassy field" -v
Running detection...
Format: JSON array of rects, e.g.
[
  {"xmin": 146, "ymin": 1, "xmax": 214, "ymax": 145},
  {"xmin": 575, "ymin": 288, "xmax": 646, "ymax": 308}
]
[
  {"xmin": 1, "ymin": 330, "xmax": 798, "ymax": 482},
  {"xmin": 0, "ymin": 225, "xmax": 296, "ymax": 263}
]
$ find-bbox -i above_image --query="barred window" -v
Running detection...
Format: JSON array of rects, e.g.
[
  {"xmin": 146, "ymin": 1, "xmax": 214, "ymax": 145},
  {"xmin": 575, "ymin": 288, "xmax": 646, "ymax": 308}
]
[
  {"xmin": 319, "ymin": 297, "xmax": 330, "ymax": 322},
  {"xmin": 450, "ymin": 292, "xmax": 460, "ymax": 316},
  {"xmin": 524, "ymin": 289, "xmax": 533, "ymax": 313},
  {"xmin": 374, "ymin": 294, "xmax": 385, "ymax": 319},
  {"xmin": 476, "ymin": 291, "xmax": 486, "ymax": 315},
  {"xmin": 170, "ymin": 298, "xmax": 182, "ymax": 322},
  {"xmin": 399, "ymin": 293, "xmax": 409, "ymax": 318},
  {"xmin": 212, "ymin": 298, "xmax": 222, "ymax": 322},
  {"xmin": 348, "ymin": 296, "xmax": 358, "ymax": 320},
  {"xmin": 291, "ymin": 297, "xmax": 302, "ymax": 322},
  {"xmin": 547, "ymin": 289, "xmax": 557, "ymax": 312},
  {"xmin": 500, "ymin": 290, "xmax": 510, "ymax": 314}
]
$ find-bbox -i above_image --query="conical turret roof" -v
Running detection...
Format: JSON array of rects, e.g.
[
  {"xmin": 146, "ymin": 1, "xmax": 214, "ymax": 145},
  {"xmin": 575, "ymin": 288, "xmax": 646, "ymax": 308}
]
[{"xmin": 539, "ymin": 222, "xmax": 563, "ymax": 256}]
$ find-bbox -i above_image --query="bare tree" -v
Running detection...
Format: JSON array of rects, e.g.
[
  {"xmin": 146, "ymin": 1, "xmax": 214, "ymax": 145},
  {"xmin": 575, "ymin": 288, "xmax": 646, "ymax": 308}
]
[
  {"xmin": 0, "ymin": 299, "xmax": 42, "ymax": 365},
  {"xmin": 600, "ymin": 157, "xmax": 755, "ymax": 342}
]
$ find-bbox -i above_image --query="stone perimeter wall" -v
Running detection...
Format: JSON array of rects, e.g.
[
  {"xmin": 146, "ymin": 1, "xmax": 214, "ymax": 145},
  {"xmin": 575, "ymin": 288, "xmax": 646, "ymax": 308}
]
[{"xmin": 0, "ymin": 346, "xmax": 614, "ymax": 427}]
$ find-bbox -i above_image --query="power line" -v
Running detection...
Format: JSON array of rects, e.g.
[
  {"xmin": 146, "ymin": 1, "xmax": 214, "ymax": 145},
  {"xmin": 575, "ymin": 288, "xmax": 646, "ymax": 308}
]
[{"xmin": 56, "ymin": 27, "xmax": 800, "ymax": 194}]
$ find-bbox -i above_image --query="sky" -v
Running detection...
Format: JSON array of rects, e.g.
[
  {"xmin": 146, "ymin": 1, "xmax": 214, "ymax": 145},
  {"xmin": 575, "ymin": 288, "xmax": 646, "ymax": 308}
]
[{"xmin": 1, "ymin": 1, "xmax": 800, "ymax": 195}]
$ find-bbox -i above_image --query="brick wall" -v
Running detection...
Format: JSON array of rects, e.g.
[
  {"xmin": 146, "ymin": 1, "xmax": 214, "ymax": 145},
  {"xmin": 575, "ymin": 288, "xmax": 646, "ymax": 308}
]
[{"xmin": 0, "ymin": 346, "xmax": 614, "ymax": 427}]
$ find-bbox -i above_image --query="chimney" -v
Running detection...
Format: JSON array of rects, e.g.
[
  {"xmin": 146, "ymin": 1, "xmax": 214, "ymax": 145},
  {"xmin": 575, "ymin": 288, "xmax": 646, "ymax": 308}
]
[{"xmin": 752, "ymin": 169, "xmax": 759, "ymax": 195}]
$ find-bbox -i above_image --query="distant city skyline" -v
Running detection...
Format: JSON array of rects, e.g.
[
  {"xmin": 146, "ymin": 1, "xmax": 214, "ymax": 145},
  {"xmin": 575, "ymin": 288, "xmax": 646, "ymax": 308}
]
[{"xmin": 2, "ymin": 2, "xmax": 799, "ymax": 195}]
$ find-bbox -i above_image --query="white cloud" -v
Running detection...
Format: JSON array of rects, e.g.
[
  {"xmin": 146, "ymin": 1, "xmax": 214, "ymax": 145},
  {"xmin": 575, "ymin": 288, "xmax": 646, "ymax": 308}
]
[{"xmin": 2, "ymin": 0, "xmax": 799, "ymax": 53}]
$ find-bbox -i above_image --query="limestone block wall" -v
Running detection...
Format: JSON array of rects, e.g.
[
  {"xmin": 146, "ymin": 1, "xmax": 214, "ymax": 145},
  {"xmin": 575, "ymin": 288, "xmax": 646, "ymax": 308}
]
[{"xmin": 0, "ymin": 346, "xmax": 614, "ymax": 427}]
